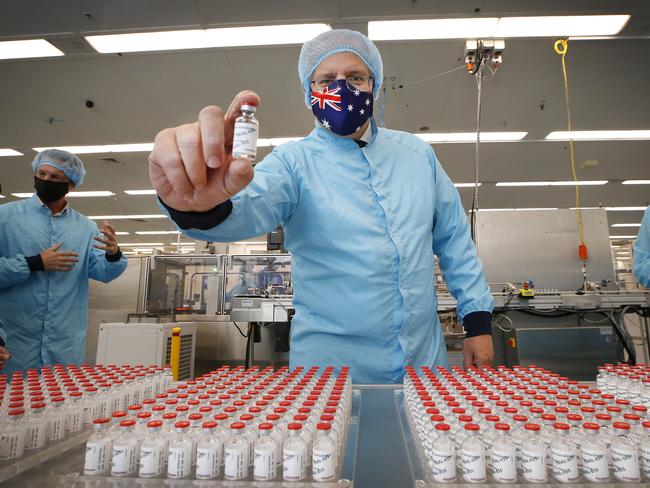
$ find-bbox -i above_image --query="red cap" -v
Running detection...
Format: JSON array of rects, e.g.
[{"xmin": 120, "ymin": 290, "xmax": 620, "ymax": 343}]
[
  {"xmin": 435, "ymin": 423, "xmax": 451, "ymax": 431},
  {"xmin": 613, "ymin": 422, "xmax": 631, "ymax": 430},
  {"xmin": 230, "ymin": 422, "xmax": 246, "ymax": 430},
  {"xmin": 93, "ymin": 417, "xmax": 111, "ymax": 425},
  {"xmin": 464, "ymin": 423, "xmax": 480, "ymax": 431},
  {"xmin": 553, "ymin": 422, "xmax": 570, "ymax": 431},
  {"xmin": 317, "ymin": 423, "xmax": 332, "ymax": 431},
  {"xmin": 202, "ymin": 421, "xmax": 217, "ymax": 429},
  {"xmin": 259, "ymin": 422, "xmax": 273, "ymax": 431},
  {"xmin": 288, "ymin": 423, "xmax": 303, "ymax": 431},
  {"xmin": 174, "ymin": 421, "xmax": 190, "ymax": 429},
  {"xmin": 119, "ymin": 420, "xmax": 136, "ymax": 427},
  {"xmin": 147, "ymin": 420, "xmax": 163, "ymax": 428},
  {"xmin": 524, "ymin": 423, "xmax": 541, "ymax": 431},
  {"xmin": 583, "ymin": 422, "xmax": 600, "ymax": 430}
]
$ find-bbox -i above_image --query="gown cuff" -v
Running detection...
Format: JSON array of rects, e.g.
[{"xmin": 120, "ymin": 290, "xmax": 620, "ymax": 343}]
[
  {"xmin": 105, "ymin": 249, "xmax": 123, "ymax": 262},
  {"xmin": 463, "ymin": 311, "xmax": 493, "ymax": 338},
  {"xmin": 159, "ymin": 198, "xmax": 233, "ymax": 231},
  {"xmin": 26, "ymin": 254, "xmax": 44, "ymax": 272}
]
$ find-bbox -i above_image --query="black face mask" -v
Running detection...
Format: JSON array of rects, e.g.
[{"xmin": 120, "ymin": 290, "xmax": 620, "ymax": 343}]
[{"xmin": 34, "ymin": 176, "xmax": 69, "ymax": 203}]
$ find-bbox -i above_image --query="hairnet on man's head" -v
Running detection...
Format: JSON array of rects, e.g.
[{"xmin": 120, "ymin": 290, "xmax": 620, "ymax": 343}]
[
  {"xmin": 298, "ymin": 29, "xmax": 383, "ymax": 107},
  {"xmin": 31, "ymin": 149, "xmax": 86, "ymax": 186}
]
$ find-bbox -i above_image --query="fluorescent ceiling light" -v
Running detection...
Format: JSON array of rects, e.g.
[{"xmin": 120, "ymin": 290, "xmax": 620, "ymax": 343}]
[
  {"xmin": 136, "ymin": 230, "xmax": 180, "ymax": 235},
  {"xmin": 476, "ymin": 208, "xmax": 559, "ymax": 212},
  {"xmin": 32, "ymin": 143, "xmax": 154, "ymax": 154},
  {"xmin": 11, "ymin": 191, "xmax": 115, "ymax": 198},
  {"xmin": 120, "ymin": 242, "xmax": 165, "ymax": 247},
  {"xmin": 496, "ymin": 180, "xmax": 607, "ymax": 187},
  {"xmin": 493, "ymin": 15, "xmax": 629, "ymax": 38},
  {"xmin": 609, "ymin": 235, "xmax": 637, "ymax": 239},
  {"xmin": 611, "ymin": 223, "xmax": 641, "ymax": 227},
  {"xmin": 416, "ymin": 132, "xmax": 527, "ymax": 143},
  {"xmin": 88, "ymin": 214, "xmax": 167, "ymax": 220},
  {"xmin": 0, "ymin": 149, "xmax": 23, "ymax": 157},
  {"xmin": 370, "ymin": 18, "xmax": 499, "ymax": 40},
  {"xmin": 115, "ymin": 231, "xmax": 130, "ymax": 235},
  {"xmin": 622, "ymin": 180, "xmax": 650, "ymax": 185},
  {"xmin": 454, "ymin": 183, "xmax": 482, "ymax": 188},
  {"xmin": 86, "ymin": 24, "xmax": 330, "ymax": 54},
  {"xmin": 0, "ymin": 39, "xmax": 64, "ymax": 60},
  {"xmin": 572, "ymin": 207, "xmax": 647, "ymax": 211},
  {"xmin": 546, "ymin": 130, "xmax": 650, "ymax": 141},
  {"xmin": 124, "ymin": 189, "xmax": 157, "ymax": 195},
  {"xmin": 257, "ymin": 137, "xmax": 303, "ymax": 147},
  {"xmin": 0, "ymin": 195, "xmax": 5, "ymax": 199},
  {"xmin": 368, "ymin": 15, "xmax": 629, "ymax": 40}
]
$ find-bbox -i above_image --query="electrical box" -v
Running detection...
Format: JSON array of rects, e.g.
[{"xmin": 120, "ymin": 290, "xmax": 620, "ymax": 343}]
[{"xmin": 96, "ymin": 322, "xmax": 197, "ymax": 380}]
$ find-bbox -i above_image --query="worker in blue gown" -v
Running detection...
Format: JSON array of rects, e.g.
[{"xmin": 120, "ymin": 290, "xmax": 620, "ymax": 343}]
[
  {"xmin": 0, "ymin": 149, "xmax": 127, "ymax": 374},
  {"xmin": 148, "ymin": 29, "xmax": 495, "ymax": 383},
  {"xmin": 633, "ymin": 206, "xmax": 650, "ymax": 287}
]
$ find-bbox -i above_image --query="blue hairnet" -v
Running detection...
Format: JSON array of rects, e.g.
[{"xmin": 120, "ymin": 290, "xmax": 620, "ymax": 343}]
[
  {"xmin": 298, "ymin": 29, "xmax": 383, "ymax": 107},
  {"xmin": 31, "ymin": 149, "xmax": 86, "ymax": 186}
]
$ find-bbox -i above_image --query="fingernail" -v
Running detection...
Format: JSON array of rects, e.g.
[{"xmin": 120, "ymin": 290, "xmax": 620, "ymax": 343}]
[{"xmin": 208, "ymin": 157, "xmax": 219, "ymax": 168}]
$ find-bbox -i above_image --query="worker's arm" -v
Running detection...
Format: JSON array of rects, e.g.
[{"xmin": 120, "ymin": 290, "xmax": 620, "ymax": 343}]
[
  {"xmin": 633, "ymin": 206, "xmax": 650, "ymax": 287},
  {"xmin": 0, "ymin": 321, "xmax": 10, "ymax": 370},
  {"xmin": 429, "ymin": 150, "xmax": 495, "ymax": 367},
  {"xmin": 0, "ymin": 244, "xmax": 82, "ymax": 290},
  {"xmin": 88, "ymin": 222, "xmax": 127, "ymax": 283},
  {"xmin": 159, "ymin": 150, "xmax": 298, "ymax": 241},
  {"xmin": 0, "ymin": 254, "xmax": 34, "ymax": 289}
]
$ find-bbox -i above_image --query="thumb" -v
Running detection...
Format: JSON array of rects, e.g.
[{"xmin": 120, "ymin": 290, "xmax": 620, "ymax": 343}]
[
  {"xmin": 463, "ymin": 343, "xmax": 474, "ymax": 369},
  {"xmin": 223, "ymin": 159, "xmax": 254, "ymax": 197},
  {"xmin": 50, "ymin": 242, "xmax": 62, "ymax": 252}
]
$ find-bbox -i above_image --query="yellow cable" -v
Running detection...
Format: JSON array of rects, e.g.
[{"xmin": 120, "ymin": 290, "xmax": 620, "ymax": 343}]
[{"xmin": 554, "ymin": 39, "xmax": 585, "ymax": 246}]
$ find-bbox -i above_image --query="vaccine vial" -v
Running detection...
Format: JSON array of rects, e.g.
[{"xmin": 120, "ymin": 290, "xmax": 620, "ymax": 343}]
[
  {"xmin": 611, "ymin": 422, "xmax": 641, "ymax": 482},
  {"xmin": 459, "ymin": 423, "xmax": 487, "ymax": 483},
  {"xmin": 429, "ymin": 423, "xmax": 457, "ymax": 483},
  {"xmin": 254, "ymin": 422, "xmax": 277, "ymax": 481},
  {"xmin": 111, "ymin": 420, "xmax": 139, "ymax": 477},
  {"xmin": 232, "ymin": 103, "xmax": 259, "ymax": 162},
  {"xmin": 520, "ymin": 423, "xmax": 548, "ymax": 483},
  {"xmin": 139, "ymin": 420, "xmax": 166, "ymax": 478},
  {"xmin": 84, "ymin": 418, "xmax": 112, "ymax": 475},
  {"xmin": 224, "ymin": 422, "xmax": 250, "ymax": 480},
  {"xmin": 25, "ymin": 403, "xmax": 48, "ymax": 451},
  {"xmin": 312, "ymin": 422, "xmax": 337, "ymax": 482},
  {"xmin": 550, "ymin": 422, "xmax": 579, "ymax": 483},
  {"xmin": 167, "ymin": 421, "xmax": 193, "ymax": 479},
  {"xmin": 196, "ymin": 421, "xmax": 222, "ymax": 480},
  {"xmin": 283, "ymin": 422, "xmax": 307, "ymax": 481},
  {"xmin": 580, "ymin": 422, "xmax": 610, "ymax": 482},
  {"xmin": 490, "ymin": 423, "xmax": 517, "ymax": 483}
]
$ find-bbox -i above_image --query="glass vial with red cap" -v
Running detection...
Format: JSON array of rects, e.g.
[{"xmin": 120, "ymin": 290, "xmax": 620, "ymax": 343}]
[
  {"xmin": 84, "ymin": 418, "xmax": 112, "ymax": 475},
  {"xmin": 429, "ymin": 423, "xmax": 457, "ymax": 483},
  {"xmin": 254, "ymin": 422, "xmax": 277, "ymax": 480},
  {"xmin": 283, "ymin": 422, "xmax": 307, "ymax": 481},
  {"xmin": 312, "ymin": 422, "xmax": 337, "ymax": 481},
  {"xmin": 224, "ymin": 422, "xmax": 249, "ymax": 480},
  {"xmin": 111, "ymin": 420, "xmax": 138, "ymax": 477},
  {"xmin": 139, "ymin": 420, "xmax": 165, "ymax": 478},
  {"xmin": 459, "ymin": 423, "xmax": 487, "ymax": 483},
  {"xmin": 232, "ymin": 103, "xmax": 259, "ymax": 162},
  {"xmin": 167, "ymin": 421, "xmax": 192, "ymax": 479}
]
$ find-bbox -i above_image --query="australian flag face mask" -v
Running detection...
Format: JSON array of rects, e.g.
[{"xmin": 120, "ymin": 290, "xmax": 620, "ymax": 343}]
[{"xmin": 311, "ymin": 79, "xmax": 373, "ymax": 136}]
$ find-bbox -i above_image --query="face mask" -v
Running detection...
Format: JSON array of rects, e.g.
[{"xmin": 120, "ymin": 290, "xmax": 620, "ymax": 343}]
[
  {"xmin": 34, "ymin": 176, "xmax": 69, "ymax": 203},
  {"xmin": 310, "ymin": 79, "xmax": 373, "ymax": 136}
]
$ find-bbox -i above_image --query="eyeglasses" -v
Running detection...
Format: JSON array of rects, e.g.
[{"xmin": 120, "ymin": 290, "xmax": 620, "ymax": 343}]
[{"xmin": 310, "ymin": 75, "xmax": 374, "ymax": 92}]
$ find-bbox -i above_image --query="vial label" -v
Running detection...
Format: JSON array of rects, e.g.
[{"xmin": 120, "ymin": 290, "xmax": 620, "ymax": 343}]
[
  {"xmin": 521, "ymin": 447, "xmax": 547, "ymax": 483},
  {"xmin": 429, "ymin": 447, "xmax": 457, "ymax": 482},
  {"xmin": 25, "ymin": 424, "xmax": 46, "ymax": 450},
  {"xmin": 254, "ymin": 446, "xmax": 277, "ymax": 480},
  {"xmin": 0, "ymin": 432, "xmax": 25, "ymax": 460},
  {"xmin": 139, "ymin": 444, "xmax": 164, "ymax": 477},
  {"xmin": 551, "ymin": 447, "xmax": 579, "ymax": 483},
  {"xmin": 641, "ymin": 445, "xmax": 650, "ymax": 477},
  {"xmin": 196, "ymin": 445, "xmax": 221, "ymax": 479},
  {"xmin": 490, "ymin": 446, "xmax": 517, "ymax": 483},
  {"xmin": 283, "ymin": 447, "xmax": 306, "ymax": 480},
  {"xmin": 49, "ymin": 416, "xmax": 66, "ymax": 441},
  {"xmin": 112, "ymin": 443, "xmax": 138, "ymax": 476},
  {"xmin": 312, "ymin": 448, "xmax": 336, "ymax": 481},
  {"xmin": 232, "ymin": 121, "xmax": 259, "ymax": 160},
  {"xmin": 581, "ymin": 446, "xmax": 609, "ymax": 482},
  {"xmin": 611, "ymin": 444, "xmax": 641, "ymax": 482},
  {"xmin": 67, "ymin": 410, "xmax": 84, "ymax": 433},
  {"xmin": 460, "ymin": 448, "xmax": 487, "ymax": 483},
  {"xmin": 167, "ymin": 445, "xmax": 191, "ymax": 479},
  {"xmin": 84, "ymin": 440, "xmax": 111, "ymax": 475},
  {"xmin": 224, "ymin": 445, "xmax": 247, "ymax": 480}
]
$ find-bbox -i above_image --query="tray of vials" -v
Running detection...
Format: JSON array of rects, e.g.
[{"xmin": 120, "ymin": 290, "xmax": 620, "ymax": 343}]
[
  {"xmin": 54, "ymin": 364, "xmax": 355, "ymax": 486},
  {"xmin": 400, "ymin": 364, "xmax": 650, "ymax": 486}
]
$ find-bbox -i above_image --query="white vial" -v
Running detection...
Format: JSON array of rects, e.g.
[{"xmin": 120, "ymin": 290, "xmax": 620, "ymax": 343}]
[
  {"xmin": 520, "ymin": 423, "xmax": 548, "ymax": 483},
  {"xmin": 139, "ymin": 420, "xmax": 166, "ymax": 478},
  {"xmin": 611, "ymin": 421, "xmax": 641, "ymax": 482},
  {"xmin": 580, "ymin": 422, "xmax": 610, "ymax": 483},
  {"xmin": 640, "ymin": 420, "xmax": 650, "ymax": 480},
  {"xmin": 254, "ymin": 422, "xmax": 278, "ymax": 481},
  {"xmin": 111, "ymin": 420, "xmax": 139, "ymax": 477},
  {"xmin": 550, "ymin": 422, "xmax": 579, "ymax": 483},
  {"xmin": 47, "ymin": 396, "xmax": 67, "ymax": 442},
  {"xmin": 429, "ymin": 423, "xmax": 457, "ymax": 483},
  {"xmin": 224, "ymin": 421, "xmax": 250, "ymax": 481},
  {"xmin": 459, "ymin": 423, "xmax": 487, "ymax": 483},
  {"xmin": 65, "ymin": 391, "xmax": 84, "ymax": 433},
  {"xmin": 167, "ymin": 420, "xmax": 193, "ymax": 479},
  {"xmin": 83, "ymin": 418, "xmax": 112, "ymax": 475},
  {"xmin": 312, "ymin": 422, "xmax": 337, "ymax": 482},
  {"xmin": 283, "ymin": 422, "xmax": 307, "ymax": 481},
  {"xmin": 490, "ymin": 423, "xmax": 517, "ymax": 483},
  {"xmin": 25, "ymin": 403, "xmax": 48, "ymax": 451},
  {"xmin": 232, "ymin": 103, "xmax": 259, "ymax": 162},
  {"xmin": 196, "ymin": 421, "xmax": 222, "ymax": 480},
  {"xmin": 0, "ymin": 409, "xmax": 26, "ymax": 460}
]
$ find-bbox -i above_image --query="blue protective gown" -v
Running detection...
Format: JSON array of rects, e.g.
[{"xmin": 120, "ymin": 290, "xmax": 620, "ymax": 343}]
[
  {"xmin": 0, "ymin": 196, "xmax": 127, "ymax": 375},
  {"xmin": 164, "ymin": 120, "xmax": 495, "ymax": 383},
  {"xmin": 633, "ymin": 206, "xmax": 650, "ymax": 287}
]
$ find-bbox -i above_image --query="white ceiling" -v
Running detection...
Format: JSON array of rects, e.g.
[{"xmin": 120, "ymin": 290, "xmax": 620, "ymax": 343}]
[{"xmin": 0, "ymin": 0, "xmax": 648, "ymax": 245}]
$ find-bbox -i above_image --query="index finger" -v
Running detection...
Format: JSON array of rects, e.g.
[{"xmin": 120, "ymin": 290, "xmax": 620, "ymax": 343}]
[
  {"xmin": 199, "ymin": 106, "xmax": 226, "ymax": 169},
  {"xmin": 224, "ymin": 90, "xmax": 261, "ymax": 149},
  {"xmin": 58, "ymin": 252, "xmax": 79, "ymax": 257},
  {"xmin": 102, "ymin": 221, "xmax": 117, "ymax": 235}
]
